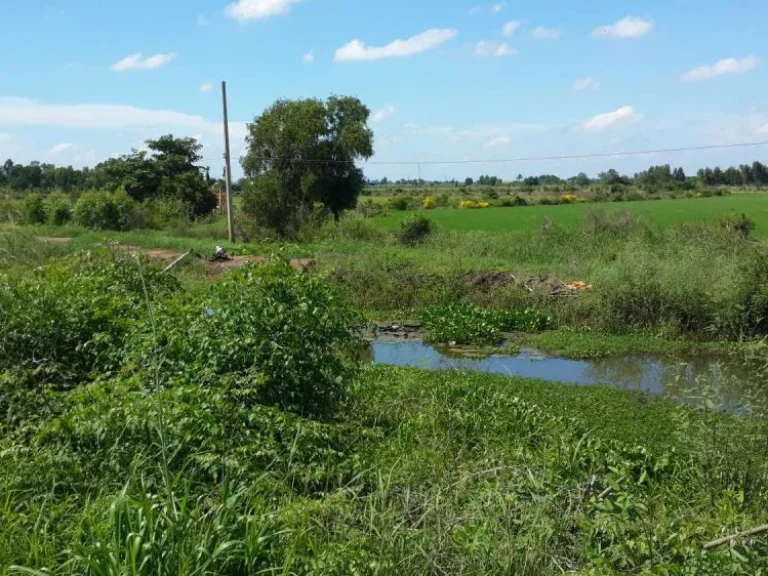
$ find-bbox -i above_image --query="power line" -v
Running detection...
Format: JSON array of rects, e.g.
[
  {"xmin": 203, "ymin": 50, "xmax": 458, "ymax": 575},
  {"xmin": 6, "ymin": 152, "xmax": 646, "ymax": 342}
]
[{"xmin": 235, "ymin": 140, "xmax": 768, "ymax": 167}]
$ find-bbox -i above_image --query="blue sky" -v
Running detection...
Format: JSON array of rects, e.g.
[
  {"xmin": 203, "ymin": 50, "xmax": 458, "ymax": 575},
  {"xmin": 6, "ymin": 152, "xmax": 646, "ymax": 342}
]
[{"xmin": 1, "ymin": 0, "xmax": 767, "ymax": 180}]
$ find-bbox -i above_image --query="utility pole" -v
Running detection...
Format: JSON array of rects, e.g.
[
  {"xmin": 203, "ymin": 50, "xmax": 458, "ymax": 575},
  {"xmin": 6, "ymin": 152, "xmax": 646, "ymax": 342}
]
[{"xmin": 221, "ymin": 81, "xmax": 235, "ymax": 242}]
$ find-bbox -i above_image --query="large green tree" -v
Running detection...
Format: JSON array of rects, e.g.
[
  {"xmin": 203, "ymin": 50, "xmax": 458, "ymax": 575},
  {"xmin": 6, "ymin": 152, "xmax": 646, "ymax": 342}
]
[
  {"xmin": 90, "ymin": 135, "xmax": 215, "ymax": 217},
  {"xmin": 241, "ymin": 96, "xmax": 373, "ymax": 235}
]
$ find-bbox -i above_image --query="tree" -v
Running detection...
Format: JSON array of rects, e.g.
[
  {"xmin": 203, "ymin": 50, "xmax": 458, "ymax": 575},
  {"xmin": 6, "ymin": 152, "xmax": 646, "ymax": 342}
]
[
  {"xmin": 464, "ymin": 177, "xmax": 474, "ymax": 186},
  {"xmin": 574, "ymin": 172, "xmax": 591, "ymax": 187},
  {"xmin": 241, "ymin": 96, "xmax": 373, "ymax": 233},
  {"xmin": 90, "ymin": 135, "xmax": 215, "ymax": 217}
]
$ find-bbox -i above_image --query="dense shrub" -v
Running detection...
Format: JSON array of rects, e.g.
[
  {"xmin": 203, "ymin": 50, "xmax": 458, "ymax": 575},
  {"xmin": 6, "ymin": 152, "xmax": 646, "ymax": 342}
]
[
  {"xmin": 74, "ymin": 190, "xmax": 142, "ymax": 230},
  {"xmin": 583, "ymin": 210, "xmax": 642, "ymax": 238},
  {"xmin": 21, "ymin": 193, "xmax": 46, "ymax": 225},
  {"xmin": 144, "ymin": 196, "xmax": 191, "ymax": 229},
  {"xmin": 158, "ymin": 171, "xmax": 217, "ymax": 218},
  {"xmin": 499, "ymin": 195, "xmax": 528, "ymax": 207},
  {"xmin": 720, "ymin": 212, "xmax": 754, "ymax": 239},
  {"xmin": 129, "ymin": 263, "xmax": 359, "ymax": 418},
  {"xmin": 45, "ymin": 192, "xmax": 73, "ymax": 225},
  {"xmin": 0, "ymin": 255, "xmax": 178, "ymax": 383},
  {"xmin": 397, "ymin": 213, "xmax": 434, "ymax": 246},
  {"xmin": 387, "ymin": 196, "xmax": 417, "ymax": 211}
]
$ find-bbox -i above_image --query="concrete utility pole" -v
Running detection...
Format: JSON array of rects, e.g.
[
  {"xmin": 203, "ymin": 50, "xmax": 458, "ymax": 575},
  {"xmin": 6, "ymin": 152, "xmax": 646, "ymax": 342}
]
[{"xmin": 221, "ymin": 81, "xmax": 235, "ymax": 242}]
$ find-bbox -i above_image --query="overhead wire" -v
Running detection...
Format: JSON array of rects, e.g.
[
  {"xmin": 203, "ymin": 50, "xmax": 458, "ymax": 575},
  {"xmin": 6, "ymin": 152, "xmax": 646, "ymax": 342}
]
[{"xmin": 232, "ymin": 140, "xmax": 768, "ymax": 166}]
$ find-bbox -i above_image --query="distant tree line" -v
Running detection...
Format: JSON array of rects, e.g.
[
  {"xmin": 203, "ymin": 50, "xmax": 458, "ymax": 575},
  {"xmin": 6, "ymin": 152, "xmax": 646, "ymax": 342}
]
[
  {"xmin": 1, "ymin": 135, "xmax": 217, "ymax": 217},
  {"xmin": 367, "ymin": 160, "xmax": 768, "ymax": 189}
]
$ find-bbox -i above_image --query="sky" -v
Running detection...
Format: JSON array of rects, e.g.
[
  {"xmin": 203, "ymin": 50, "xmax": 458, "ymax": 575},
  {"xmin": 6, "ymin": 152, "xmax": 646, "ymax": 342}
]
[{"xmin": 1, "ymin": 0, "xmax": 767, "ymax": 180}]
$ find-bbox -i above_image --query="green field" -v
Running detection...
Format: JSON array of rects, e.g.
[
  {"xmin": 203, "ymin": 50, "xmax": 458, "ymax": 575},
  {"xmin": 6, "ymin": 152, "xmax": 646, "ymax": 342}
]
[{"xmin": 375, "ymin": 194, "xmax": 768, "ymax": 236}]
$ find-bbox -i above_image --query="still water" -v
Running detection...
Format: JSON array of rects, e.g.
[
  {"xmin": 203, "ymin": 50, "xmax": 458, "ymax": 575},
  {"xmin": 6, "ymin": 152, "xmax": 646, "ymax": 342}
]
[{"xmin": 371, "ymin": 341, "xmax": 758, "ymax": 410}]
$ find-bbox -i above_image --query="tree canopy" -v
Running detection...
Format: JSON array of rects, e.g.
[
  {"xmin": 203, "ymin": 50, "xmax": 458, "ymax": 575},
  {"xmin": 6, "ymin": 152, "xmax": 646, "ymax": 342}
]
[{"xmin": 241, "ymin": 96, "xmax": 374, "ymax": 235}]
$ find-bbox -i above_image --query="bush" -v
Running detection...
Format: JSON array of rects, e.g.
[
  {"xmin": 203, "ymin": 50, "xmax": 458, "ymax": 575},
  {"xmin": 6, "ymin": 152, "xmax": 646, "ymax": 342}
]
[
  {"xmin": 0, "ymin": 255, "xmax": 178, "ymax": 383},
  {"xmin": 397, "ymin": 214, "xmax": 434, "ymax": 246},
  {"xmin": 499, "ymin": 195, "xmax": 528, "ymax": 207},
  {"xmin": 129, "ymin": 263, "xmax": 359, "ymax": 418},
  {"xmin": 144, "ymin": 196, "xmax": 191, "ymax": 229},
  {"xmin": 21, "ymin": 193, "xmax": 46, "ymax": 225},
  {"xmin": 74, "ymin": 190, "xmax": 141, "ymax": 230},
  {"xmin": 46, "ymin": 192, "xmax": 73, "ymax": 225},
  {"xmin": 583, "ymin": 209, "xmax": 641, "ymax": 238},
  {"xmin": 387, "ymin": 196, "xmax": 416, "ymax": 211},
  {"xmin": 158, "ymin": 172, "xmax": 217, "ymax": 218},
  {"xmin": 720, "ymin": 213, "xmax": 754, "ymax": 239},
  {"xmin": 423, "ymin": 196, "xmax": 436, "ymax": 210}
]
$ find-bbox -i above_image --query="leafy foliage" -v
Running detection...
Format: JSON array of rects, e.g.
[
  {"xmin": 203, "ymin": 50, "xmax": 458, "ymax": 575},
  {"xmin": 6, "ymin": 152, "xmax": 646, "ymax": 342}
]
[
  {"xmin": 396, "ymin": 213, "xmax": 434, "ymax": 245},
  {"xmin": 423, "ymin": 304, "xmax": 552, "ymax": 345},
  {"xmin": 129, "ymin": 262, "xmax": 360, "ymax": 418},
  {"xmin": 21, "ymin": 193, "xmax": 46, "ymax": 225},
  {"xmin": 0, "ymin": 255, "xmax": 178, "ymax": 384},
  {"xmin": 241, "ymin": 96, "xmax": 374, "ymax": 236},
  {"xmin": 73, "ymin": 189, "xmax": 142, "ymax": 230}
]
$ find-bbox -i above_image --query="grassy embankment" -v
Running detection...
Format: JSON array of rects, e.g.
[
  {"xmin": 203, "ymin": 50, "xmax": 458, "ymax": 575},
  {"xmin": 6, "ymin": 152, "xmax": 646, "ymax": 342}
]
[
  {"xmin": 2, "ymin": 245, "xmax": 768, "ymax": 573},
  {"xmin": 5, "ymin": 193, "xmax": 768, "ymax": 358}
]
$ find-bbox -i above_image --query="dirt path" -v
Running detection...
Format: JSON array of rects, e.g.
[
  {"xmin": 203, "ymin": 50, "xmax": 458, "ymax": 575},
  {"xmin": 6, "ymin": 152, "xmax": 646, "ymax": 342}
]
[{"xmin": 33, "ymin": 237, "xmax": 315, "ymax": 273}]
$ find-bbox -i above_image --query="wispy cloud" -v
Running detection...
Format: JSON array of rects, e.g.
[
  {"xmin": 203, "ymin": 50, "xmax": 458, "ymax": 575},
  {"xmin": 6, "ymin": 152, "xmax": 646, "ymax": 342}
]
[
  {"xmin": 111, "ymin": 53, "xmax": 176, "ymax": 72},
  {"xmin": 502, "ymin": 20, "xmax": 521, "ymax": 37},
  {"xmin": 197, "ymin": 14, "xmax": 208, "ymax": 26},
  {"xmin": 475, "ymin": 41, "xmax": 517, "ymax": 57},
  {"xmin": 49, "ymin": 142, "xmax": 74, "ymax": 155},
  {"xmin": 582, "ymin": 105, "xmax": 640, "ymax": 131},
  {"xmin": 593, "ymin": 16, "xmax": 653, "ymax": 39},
  {"xmin": 491, "ymin": 3, "xmax": 505, "ymax": 14},
  {"xmin": 373, "ymin": 104, "xmax": 397, "ymax": 123},
  {"xmin": 573, "ymin": 77, "xmax": 600, "ymax": 91},
  {"xmin": 302, "ymin": 50, "xmax": 315, "ymax": 63},
  {"xmin": 334, "ymin": 28, "xmax": 457, "ymax": 62},
  {"xmin": 200, "ymin": 83, "xmax": 213, "ymax": 93},
  {"xmin": 468, "ymin": 6, "xmax": 481, "ymax": 15},
  {"xmin": 682, "ymin": 56, "xmax": 759, "ymax": 81},
  {"xmin": 484, "ymin": 135, "xmax": 511, "ymax": 148},
  {"xmin": 532, "ymin": 26, "xmax": 561, "ymax": 40},
  {"xmin": 225, "ymin": 0, "xmax": 299, "ymax": 21}
]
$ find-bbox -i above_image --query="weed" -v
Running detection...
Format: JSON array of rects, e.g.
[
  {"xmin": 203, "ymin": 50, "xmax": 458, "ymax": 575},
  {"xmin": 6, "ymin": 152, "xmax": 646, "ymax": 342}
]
[{"xmin": 396, "ymin": 213, "xmax": 434, "ymax": 246}]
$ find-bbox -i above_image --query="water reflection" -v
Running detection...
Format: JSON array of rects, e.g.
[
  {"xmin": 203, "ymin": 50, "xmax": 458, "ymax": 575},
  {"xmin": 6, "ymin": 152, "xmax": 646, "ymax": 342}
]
[{"xmin": 371, "ymin": 341, "xmax": 757, "ymax": 410}]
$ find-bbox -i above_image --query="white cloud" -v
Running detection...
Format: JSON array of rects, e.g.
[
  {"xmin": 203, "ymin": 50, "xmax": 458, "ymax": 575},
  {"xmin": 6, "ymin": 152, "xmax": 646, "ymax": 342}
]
[
  {"xmin": 334, "ymin": 28, "xmax": 458, "ymax": 62},
  {"xmin": 373, "ymin": 104, "xmax": 396, "ymax": 123},
  {"xmin": 49, "ymin": 142, "xmax": 74, "ymax": 155},
  {"xmin": 582, "ymin": 105, "xmax": 640, "ymax": 131},
  {"xmin": 593, "ymin": 16, "xmax": 653, "ymax": 39},
  {"xmin": 197, "ymin": 14, "xmax": 208, "ymax": 26},
  {"xmin": 502, "ymin": 20, "xmax": 521, "ymax": 37},
  {"xmin": 0, "ymin": 97, "xmax": 243, "ymax": 135},
  {"xmin": 682, "ymin": 56, "xmax": 760, "ymax": 81},
  {"xmin": 200, "ymin": 83, "xmax": 213, "ymax": 93},
  {"xmin": 491, "ymin": 3, "xmax": 505, "ymax": 14},
  {"xmin": 484, "ymin": 135, "xmax": 511, "ymax": 148},
  {"xmin": 112, "ymin": 53, "xmax": 176, "ymax": 72},
  {"xmin": 758, "ymin": 123, "xmax": 768, "ymax": 134},
  {"xmin": 573, "ymin": 77, "xmax": 600, "ymax": 91},
  {"xmin": 225, "ymin": 0, "xmax": 299, "ymax": 21},
  {"xmin": 468, "ymin": 6, "xmax": 481, "ymax": 15},
  {"xmin": 302, "ymin": 50, "xmax": 315, "ymax": 63},
  {"xmin": 475, "ymin": 41, "xmax": 517, "ymax": 57},
  {"xmin": 532, "ymin": 26, "xmax": 561, "ymax": 40}
]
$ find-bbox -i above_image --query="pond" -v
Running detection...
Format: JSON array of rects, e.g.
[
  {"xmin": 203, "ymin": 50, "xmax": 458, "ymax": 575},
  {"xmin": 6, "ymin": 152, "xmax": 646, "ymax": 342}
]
[{"xmin": 370, "ymin": 340, "xmax": 760, "ymax": 411}]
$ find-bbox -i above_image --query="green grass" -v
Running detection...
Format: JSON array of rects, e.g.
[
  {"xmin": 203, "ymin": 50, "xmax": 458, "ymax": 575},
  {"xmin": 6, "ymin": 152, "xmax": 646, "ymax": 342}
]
[
  {"xmin": 4, "ymin": 253, "xmax": 768, "ymax": 573},
  {"xmin": 373, "ymin": 194, "xmax": 768, "ymax": 237},
  {"xmin": 519, "ymin": 329, "xmax": 743, "ymax": 359}
]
